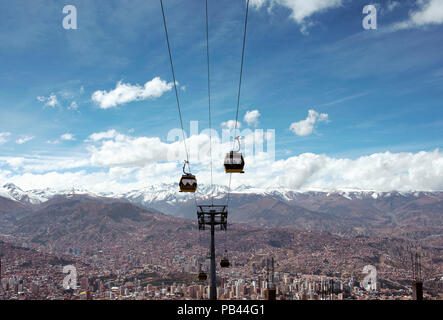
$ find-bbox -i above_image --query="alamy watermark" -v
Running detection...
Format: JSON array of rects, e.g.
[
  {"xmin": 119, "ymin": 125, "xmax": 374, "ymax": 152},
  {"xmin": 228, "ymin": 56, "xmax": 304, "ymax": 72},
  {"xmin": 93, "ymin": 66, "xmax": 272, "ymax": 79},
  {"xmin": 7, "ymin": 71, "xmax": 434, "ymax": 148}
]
[
  {"xmin": 63, "ymin": 5, "xmax": 78, "ymax": 30},
  {"xmin": 166, "ymin": 121, "xmax": 276, "ymax": 163},
  {"xmin": 62, "ymin": 265, "xmax": 77, "ymax": 290},
  {"xmin": 63, "ymin": 4, "xmax": 378, "ymax": 32},
  {"xmin": 362, "ymin": 265, "xmax": 377, "ymax": 291},
  {"xmin": 363, "ymin": 5, "xmax": 377, "ymax": 30}
]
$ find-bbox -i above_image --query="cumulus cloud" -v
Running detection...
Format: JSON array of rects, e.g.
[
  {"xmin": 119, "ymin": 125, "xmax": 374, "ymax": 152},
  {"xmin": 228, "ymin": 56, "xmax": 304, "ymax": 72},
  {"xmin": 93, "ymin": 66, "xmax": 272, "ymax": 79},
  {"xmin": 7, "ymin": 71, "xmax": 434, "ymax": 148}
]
[
  {"xmin": 37, "ymin": 93, "xmax": 59, "ymax": 108},
  {"xmin": 16, "ymin": 136, "xmax": 34, "ymax": 145},
  {"xmin": 88, "ymin": 132, "xmax": 210, "ymax": 167},
  {"xmin": 91, "ymin": 77, "xmax": 174, "ymax": 109},
  {"xmin": 88, "ymin": 133, "xmax": 174, "ymax": 167},
  {"xmin": 1, "ymin": 128, "xmax": 443, "ymax": 192},
  {"xmin": 271, "ymin": 150, "xmax": 443, "ymax": 191},
  {"xmin": 86, "ymin": 129, "xmax": 119, "ymax": 142},
  {"xmin": 289, "ymin": 109, "xmax": 329, "ymax": 136},
  {"xmin": 251, "ymin": 0, "xmax": 343, "ymax": 34},
  {"xmin": 85, "ymin": 127, "xmax": 273, "ymax": 169},
  {"xmin": 0, "ymin": 132, "xmax": 11, "ymax": 144},
  {"xmin": 83, "ymin": 131, "xmax": 443, "ymax": 192},
  {"xmin": 1, "ymin": 147, "xmax": 443, "ymax": 193},
  {"xmin": 244, "ymin": 110, "xmax": 261, "ymax": 127},
  {"xmin": 1, "ymin": 131, "xmax": 443, "ymax": 193},
  {"xmin": 392, "ymin": 0, "xmax": 443, "ymax": 30},
  {"xmin": 61, "ymin": 133, "xmax": 75, "ymax": 141}
]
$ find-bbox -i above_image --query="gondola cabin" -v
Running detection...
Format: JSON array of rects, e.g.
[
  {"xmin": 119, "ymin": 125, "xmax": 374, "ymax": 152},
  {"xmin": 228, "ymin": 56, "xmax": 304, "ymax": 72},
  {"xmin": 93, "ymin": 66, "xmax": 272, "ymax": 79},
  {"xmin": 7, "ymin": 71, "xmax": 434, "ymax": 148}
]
[
  {"xmin": 220, "ymin": 257, "xmax": 230, "ymax": 268},
  {"xmin": 198, "ymin": 272, "xmax": 208, "ymax": 281},
  {"xmin": 179, "ymin": 174, "xmax": 197, "ymax": 192},
  {"xmin": 224, "ymin": 151, "xmax": 245, "ymax": 173},
  {"xmin": 220, "ymin": 250, "xmax": 230, "ymax": 268}
]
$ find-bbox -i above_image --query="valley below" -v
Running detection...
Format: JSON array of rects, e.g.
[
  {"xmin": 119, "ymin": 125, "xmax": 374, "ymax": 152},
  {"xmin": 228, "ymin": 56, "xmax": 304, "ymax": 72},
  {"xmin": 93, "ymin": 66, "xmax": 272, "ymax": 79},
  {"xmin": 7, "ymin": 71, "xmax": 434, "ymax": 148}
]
[{"xmin": 0, "ymin": 183, "xmax": 441, "ymax": 299}]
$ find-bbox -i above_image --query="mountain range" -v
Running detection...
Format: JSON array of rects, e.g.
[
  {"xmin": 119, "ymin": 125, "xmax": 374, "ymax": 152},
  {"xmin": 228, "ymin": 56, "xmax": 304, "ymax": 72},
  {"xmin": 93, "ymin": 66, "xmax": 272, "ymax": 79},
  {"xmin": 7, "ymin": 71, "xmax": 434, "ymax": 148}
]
[
  {"xmin": 1, "ymin": 182, "xmax": 441, "ymax": 280},
  {"xmin": 1, "ymin": 182, "xmax": 442, "ymax": 241}
]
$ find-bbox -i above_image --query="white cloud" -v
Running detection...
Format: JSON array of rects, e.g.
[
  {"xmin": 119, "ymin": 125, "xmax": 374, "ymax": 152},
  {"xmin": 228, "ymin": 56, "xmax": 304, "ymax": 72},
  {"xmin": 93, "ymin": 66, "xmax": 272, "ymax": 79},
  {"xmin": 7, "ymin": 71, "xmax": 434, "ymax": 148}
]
[
  {"xmin": 61, "ymin": 133, "xmax": 75, "ymax": 141},
  {"xmin": 1, "ymin": 129, "xmax": 443, "ymax": 192},
  {"xmin": 392, "ymin": 0, "xmax": 443, "ymax": 30},
  {"xmin": 91, "ymin": 77, "xmax": 173, "ymax": 109},
  {"xmin": 1, "ymin": 156, "xmax": 90, "ymax": 173},
  {"xmin": 250, "ymin": 0, "xmax": 267, "ymax": 8},
  {"xmin": 244, "ymin": 110, "xmax": 261, "ymax": 127},
  {"xmin": 221, "ymin": 120, "xmax": 242, "ymax": 130},
  {"xmin": 48, "ymin": 94, "xmax": 59, "ymax": 108},
  {"xmin": 37, "ymin": 93, "xmax": 59, "ymax": 108},
  {"xmin": 0, "ymin": 132, "xmax": 11, "ymax": 144},
  {"xmin": 271, "ymin": 149, "xmax": 443, "ymax": 191},
  {"xmin": 87, "ymin": 129, "xmax": 253, "ymax": 168},
  {"xmin": 16, "ymin": 136, "xmax": 34, "ymax": 145},
  {"xmin": 2, "ymin": 148, "xmax": 443, "ymax": 193},
  {"xmin": 68, "ymin": 101, "xmax": 78, "ymax": 111},
  {"xmin": 88, "ymin": 133, "xmax": 186, "ymax": 167},
  {"xmin": 289, "ymin": 109, "xmax": 329, "ymax": 136},
  {"xmin": 251, "ymin": 0, "xmax": 343, "ymax": 34},
  {"xmin": 87, "ymin": 129, "xmax": 119, "ymax": 142}
]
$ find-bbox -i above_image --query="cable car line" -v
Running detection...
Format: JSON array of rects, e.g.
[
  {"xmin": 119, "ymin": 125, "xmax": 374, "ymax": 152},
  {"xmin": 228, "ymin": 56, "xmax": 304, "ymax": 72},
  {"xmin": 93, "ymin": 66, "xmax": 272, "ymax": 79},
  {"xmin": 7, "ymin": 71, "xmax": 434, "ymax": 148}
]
[
  {"xmin": 233, "ymin": 0, "xmax": 250, "ymax": 141},
  {"xmin": 160, "ymin": 1, "xmax": 202, "ymax": 275},
  {"xmin": 160, "ymin": 0, "xmax": 191, "ymax": 167},
  {"xmin": 160, "ymin": 1, "xmax": 251, "ymax": 286},
  {"xmin": 160, "ymin": 0, "xmax": 200, "ymax": 204},
  {"xmin": 226, "ymin": 0, "xmax": 250, "ymax": 207},
  {"xmin": 205, "ymin": 0, "xmax": 214, "ymax": 206}
]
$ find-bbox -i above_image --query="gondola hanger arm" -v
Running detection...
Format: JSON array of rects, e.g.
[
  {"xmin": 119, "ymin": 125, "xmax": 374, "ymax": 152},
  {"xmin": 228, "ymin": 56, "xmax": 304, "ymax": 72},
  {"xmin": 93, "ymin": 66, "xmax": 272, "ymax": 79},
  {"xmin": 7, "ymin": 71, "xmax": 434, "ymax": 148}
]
[
  {"xmin": 234, "ymin": 136, "xmax": 241, "ymax": 152},
  {"xmin": 183, "ymin": 160, "xmax": 191, "ymax": 175}
]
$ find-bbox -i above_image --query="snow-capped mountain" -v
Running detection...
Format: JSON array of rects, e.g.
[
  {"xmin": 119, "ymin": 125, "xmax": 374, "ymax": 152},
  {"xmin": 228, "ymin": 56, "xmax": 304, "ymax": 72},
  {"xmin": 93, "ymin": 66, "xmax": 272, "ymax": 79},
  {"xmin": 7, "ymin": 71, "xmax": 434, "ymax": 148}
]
[
  {"xmin": 0, "ymin": 183, "xmax": 100, "ymax": 205},
  {"xmin": 1, "ymin": 182, "xmax": 442, "ymax": 236},
  {"xmin": 1, "ymin": 183, "xmax": 50, "ymax": 205},
  {"xmin": 1, "ymin": 182, "xmax": 442, "ymax": 207}
]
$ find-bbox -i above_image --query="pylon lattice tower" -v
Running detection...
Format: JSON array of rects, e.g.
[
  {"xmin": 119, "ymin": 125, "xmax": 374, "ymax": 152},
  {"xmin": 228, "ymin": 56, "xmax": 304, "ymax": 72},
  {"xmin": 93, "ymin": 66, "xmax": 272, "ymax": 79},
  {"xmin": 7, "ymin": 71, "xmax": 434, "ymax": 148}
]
[
  {"xmin": 197, "ymin": 205, "xmax": 228, "ymax": 300},
  {"xmin": 410, "ymin": 249, "xmax": 423, "ymax": 300}
]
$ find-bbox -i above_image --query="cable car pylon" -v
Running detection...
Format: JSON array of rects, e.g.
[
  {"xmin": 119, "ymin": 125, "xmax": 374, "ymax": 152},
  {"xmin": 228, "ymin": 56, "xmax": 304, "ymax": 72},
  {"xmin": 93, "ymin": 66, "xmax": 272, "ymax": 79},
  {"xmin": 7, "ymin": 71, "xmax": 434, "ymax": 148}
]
[
  {"xmin": 161, "ymin": 0, "xmax": 250, "ymax": 300},
  {"xmin": 197, "ymin": 204, "xmax": 228, "ymax": 300}
]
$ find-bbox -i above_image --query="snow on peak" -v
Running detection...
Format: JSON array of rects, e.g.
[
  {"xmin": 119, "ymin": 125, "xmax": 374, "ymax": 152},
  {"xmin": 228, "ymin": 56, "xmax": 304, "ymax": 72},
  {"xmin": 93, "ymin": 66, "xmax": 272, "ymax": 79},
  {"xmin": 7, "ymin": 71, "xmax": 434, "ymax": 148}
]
[{"xmin": 0, "ymin": 182, "xmax": 441, "ymax": 206}]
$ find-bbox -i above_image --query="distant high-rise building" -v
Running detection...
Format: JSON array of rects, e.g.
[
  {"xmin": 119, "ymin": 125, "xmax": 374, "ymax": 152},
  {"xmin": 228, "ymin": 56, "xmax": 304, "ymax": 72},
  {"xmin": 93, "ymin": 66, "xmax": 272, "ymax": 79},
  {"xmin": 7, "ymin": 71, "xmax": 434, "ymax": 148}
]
[
  {"xmin": 80, "ymin": 277, "xmax": 89, "ymax": 291},
  {"xmin": 265, "ymin": 257, "xmax": 276, "ymax": 300}
]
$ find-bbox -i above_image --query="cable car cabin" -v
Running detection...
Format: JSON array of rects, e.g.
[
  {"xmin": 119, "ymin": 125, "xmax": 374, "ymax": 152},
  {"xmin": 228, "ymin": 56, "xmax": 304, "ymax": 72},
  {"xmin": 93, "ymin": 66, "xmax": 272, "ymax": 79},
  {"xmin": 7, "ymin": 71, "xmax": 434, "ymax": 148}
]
[
  {"xmin": 179, "ymin": 174, "xmax": 197, "ymax": 192},
  {"xmin": 198, "ymin": 272, "xmax": 207, "ymax": 281},
  {"xmin": 224, "ymin": 151, "xmax": 245, "ymax": 173},
  {"xmin": 220, "ymin": 258, "xmax": 230, "ymax": 268}
]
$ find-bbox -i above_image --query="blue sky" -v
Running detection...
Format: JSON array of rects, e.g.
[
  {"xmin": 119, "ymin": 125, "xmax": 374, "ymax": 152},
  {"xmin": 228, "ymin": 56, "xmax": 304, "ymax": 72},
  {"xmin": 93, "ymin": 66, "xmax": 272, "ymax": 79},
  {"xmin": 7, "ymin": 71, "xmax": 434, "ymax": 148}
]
[{"xmin": 0, "ymin": 0, "xmax": 442, "ymax": 192}]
